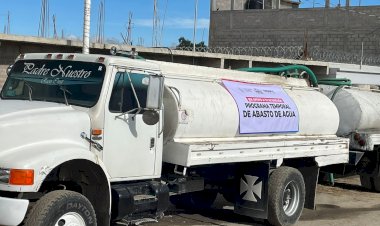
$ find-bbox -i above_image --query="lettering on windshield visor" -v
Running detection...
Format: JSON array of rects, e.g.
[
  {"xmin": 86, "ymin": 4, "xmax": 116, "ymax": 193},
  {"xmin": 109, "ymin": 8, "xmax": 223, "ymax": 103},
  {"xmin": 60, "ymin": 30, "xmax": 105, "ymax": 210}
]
[
  {"xmin": 2, "ymin": 60, "xmax": 106, "ymax": 107},
  {"xmin": 11, "ymin": 60, "xmax": 105, "ymax": 85}
]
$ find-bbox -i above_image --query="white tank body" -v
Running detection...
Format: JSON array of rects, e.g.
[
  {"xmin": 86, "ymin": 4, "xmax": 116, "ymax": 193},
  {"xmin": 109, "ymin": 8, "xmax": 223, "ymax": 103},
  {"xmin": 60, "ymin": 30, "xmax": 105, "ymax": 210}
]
[
  {"xmin": 322, "ymin": 86, "xmax": 380, "ymax": 136},
  {"xmin": 156, "ymin": 61, "xmax": 340, "ymax": 143}
]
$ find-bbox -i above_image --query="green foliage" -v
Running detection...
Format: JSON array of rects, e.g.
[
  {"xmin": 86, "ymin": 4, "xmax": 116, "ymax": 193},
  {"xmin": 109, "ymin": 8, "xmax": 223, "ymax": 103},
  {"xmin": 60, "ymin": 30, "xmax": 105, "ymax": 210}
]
[{"xmin": 176, "ymin": 37, "xmax": 207, "ymax": 49}]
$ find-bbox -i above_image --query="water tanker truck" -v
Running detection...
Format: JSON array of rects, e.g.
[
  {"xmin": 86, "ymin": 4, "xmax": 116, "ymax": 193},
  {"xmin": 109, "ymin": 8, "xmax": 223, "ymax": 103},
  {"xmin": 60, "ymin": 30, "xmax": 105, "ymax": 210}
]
[
  {"xmin": 320, "ymin": 83, "xmax": 380, "ymax": 190},
  {"xmin": 0, "ymin": 53, "xmax": 349, "ymax": 226}
]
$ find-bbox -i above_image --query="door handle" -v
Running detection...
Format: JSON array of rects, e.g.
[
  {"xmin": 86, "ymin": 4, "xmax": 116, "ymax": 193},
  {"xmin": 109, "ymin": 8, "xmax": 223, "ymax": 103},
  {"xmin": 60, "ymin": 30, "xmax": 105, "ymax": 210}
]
[{"xmin": 150, "ymin": 137, "xmax": 155, "ymax": 149}]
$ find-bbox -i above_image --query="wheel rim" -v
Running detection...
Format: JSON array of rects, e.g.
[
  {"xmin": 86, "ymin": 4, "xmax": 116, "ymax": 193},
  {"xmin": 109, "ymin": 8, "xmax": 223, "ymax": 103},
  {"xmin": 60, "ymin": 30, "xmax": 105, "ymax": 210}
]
[
  {"xmin": 55, "ymin": 212, "xmax": 86, "ymax": 226},
  {"xmin": 282, "ymin": 180, "xmax": 300, "ymax": 216}
]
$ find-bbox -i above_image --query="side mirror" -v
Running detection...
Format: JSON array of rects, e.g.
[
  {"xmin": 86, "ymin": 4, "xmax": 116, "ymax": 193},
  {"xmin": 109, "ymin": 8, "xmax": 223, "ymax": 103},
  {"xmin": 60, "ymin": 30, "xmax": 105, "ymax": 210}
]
[
  {"xmin": 6, "ymin": 65, "xmax": 13, "ymax": 76},
  {"xmin": 146, "ymin": 76, "xmax": 164, "ymax": 109},
  {"xmin": 142, "ymin": 110, "xmax": 160, "ymax": 125}
]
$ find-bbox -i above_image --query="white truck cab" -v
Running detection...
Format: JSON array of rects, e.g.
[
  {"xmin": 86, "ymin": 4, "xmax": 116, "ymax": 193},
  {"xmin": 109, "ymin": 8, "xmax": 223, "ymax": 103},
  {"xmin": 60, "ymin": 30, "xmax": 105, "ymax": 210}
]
[{"xmin": 0, "ymin": 53, "xmax": 349, "ymax": 226}]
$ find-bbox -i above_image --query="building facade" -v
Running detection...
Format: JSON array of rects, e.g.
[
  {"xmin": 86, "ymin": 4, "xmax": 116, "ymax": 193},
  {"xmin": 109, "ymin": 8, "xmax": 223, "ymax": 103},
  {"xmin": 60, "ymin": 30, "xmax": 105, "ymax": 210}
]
[
  {"xmin": 211, "ymin": 0, "xmax": 300, "ymax": 11},
  {"xmin": 209, "ymin": 1, "xmax": 380, "ymax": 56}
]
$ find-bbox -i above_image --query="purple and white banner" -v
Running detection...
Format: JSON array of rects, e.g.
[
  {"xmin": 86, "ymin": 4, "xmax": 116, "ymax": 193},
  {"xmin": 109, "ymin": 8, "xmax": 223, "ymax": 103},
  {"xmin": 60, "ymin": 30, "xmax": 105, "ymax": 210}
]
[{"xmin": 222, "ymin": 80, "xmax": 299, "ymax": 134}]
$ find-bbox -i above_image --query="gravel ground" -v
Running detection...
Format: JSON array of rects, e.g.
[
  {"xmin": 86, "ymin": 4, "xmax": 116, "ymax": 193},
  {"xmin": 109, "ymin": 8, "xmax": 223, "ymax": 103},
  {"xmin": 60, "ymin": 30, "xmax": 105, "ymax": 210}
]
[{"xmin": 119, "ymin": 176, "xmax": 380, "ymax": 226}]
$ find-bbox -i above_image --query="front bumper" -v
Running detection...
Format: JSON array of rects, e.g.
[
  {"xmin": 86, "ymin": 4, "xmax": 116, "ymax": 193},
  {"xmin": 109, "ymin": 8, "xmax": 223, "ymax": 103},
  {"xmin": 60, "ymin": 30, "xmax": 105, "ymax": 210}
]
[{"xmin": 0, "ymin": 196, "xmax": 29, "ymax": 226}]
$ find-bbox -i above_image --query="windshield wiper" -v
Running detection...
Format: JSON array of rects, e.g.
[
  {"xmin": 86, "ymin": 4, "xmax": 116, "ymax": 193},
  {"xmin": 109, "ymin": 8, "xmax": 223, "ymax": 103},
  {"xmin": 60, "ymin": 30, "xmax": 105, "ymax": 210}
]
[
  {"xmin": 25, "ymin": 82, "xmax": 33, "ymax": 101},
  {"xmin": 59, "ymin": 86, "xmax": 72, "ymax": 105}
]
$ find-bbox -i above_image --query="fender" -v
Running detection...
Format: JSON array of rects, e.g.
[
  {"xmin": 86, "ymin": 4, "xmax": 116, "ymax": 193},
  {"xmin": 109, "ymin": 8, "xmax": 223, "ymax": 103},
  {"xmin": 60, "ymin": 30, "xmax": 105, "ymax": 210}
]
[
  {"xmin": 0, "ymin": 140, "xmax": 110, "ymax": 193},
  {"xmin": 0, "ymin": 140, "xmax": 112, "ymax": 216}
]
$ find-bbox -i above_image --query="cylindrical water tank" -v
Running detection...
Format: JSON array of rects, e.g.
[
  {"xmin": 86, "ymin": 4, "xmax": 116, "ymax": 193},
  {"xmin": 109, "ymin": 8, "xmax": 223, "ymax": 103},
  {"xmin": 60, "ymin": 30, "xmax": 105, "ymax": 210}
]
[
  {"xmin": 326, "ymin": 87, "xmax": 380, "ymax": 136},
  {"xmin": 162, "ymin": 77, "xmax": 340, "ymax": 143}
]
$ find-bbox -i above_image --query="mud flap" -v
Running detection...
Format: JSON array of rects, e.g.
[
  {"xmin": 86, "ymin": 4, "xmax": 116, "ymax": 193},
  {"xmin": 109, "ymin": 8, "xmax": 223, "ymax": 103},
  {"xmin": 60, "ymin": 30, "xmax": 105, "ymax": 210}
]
[
  {"xmin": 299, "ymin": 165, "xmax": 319, "ymax": 210},
  {"xmin": 234, "ymin": 162, "xmax": 269, "ymax": 219}
]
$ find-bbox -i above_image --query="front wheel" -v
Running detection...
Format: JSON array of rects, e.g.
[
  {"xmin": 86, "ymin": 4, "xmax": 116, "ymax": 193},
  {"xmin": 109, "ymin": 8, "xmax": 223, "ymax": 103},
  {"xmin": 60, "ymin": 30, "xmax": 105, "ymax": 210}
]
[
  {"xmin": 268, "ymin": 167, "xmax": 305, "ymax": 226},
  {"xmin": 24, "ymin": 190, "xmax": 97, "ymax": 226}
]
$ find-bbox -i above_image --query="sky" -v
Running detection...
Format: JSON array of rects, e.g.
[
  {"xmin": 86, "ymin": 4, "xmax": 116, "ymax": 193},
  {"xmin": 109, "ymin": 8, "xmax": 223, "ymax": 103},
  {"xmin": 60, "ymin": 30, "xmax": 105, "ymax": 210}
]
[{"xmin": 0, "ymin": 0, "xmax": 378, "ymax": 47}]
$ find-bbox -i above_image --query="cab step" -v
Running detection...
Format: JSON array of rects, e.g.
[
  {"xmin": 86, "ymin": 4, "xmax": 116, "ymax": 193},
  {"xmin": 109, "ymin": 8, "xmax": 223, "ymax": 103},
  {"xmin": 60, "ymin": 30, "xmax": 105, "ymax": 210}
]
[{"xmin": 111, "ymin": 181, "xmax": 169, "ymax": 222}]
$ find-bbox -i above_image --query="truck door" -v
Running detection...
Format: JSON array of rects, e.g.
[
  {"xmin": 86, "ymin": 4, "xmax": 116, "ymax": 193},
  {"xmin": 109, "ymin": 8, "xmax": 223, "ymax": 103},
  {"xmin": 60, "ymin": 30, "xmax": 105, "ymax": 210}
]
[{"xmin": 103, "ymin": 69, "xmax": 162, "ymax": 179}]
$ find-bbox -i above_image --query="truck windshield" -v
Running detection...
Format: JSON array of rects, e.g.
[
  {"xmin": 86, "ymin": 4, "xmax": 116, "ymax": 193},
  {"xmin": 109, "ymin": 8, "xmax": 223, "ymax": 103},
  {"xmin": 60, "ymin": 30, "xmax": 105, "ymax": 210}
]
[{"xmin": 1, "ymin": 59, "xmax": 106, "ymax": 107}]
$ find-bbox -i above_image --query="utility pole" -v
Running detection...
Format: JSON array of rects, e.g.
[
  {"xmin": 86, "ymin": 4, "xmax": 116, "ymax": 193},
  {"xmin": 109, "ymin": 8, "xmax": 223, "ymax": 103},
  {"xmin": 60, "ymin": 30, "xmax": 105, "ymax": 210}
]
[
  {"xmin": 325, "ymin": 0, "xmax": 330, "ymax": 8},
  {"xmin": 276, "ymin": 0, "xmax": 281, "ymax": 9},
  {"xmin": 127, "ymin": 12, "xmax": 133, "ymax": 45},
  {"xmin": 83, "ymin": 0, "xmax": 91, "ymax": 54},
  {"xmin": 152, "ymin": 0, "xmax": 160, "ymax": 47},
  {"xmin": 346, "ymin": 0, "xmax": 350, "ymax": 8},
  {"xmin": 193, "ymin": 0, "xmax": 198, "ymax": 53},
  {"xmin": 7, "ymin": 11, "xmax": 10, "ymax": 34},
  {"xmin": 96, "ymin": 0, "xmax": 105, "ymax": 43},
  {"xmin": 53, "ymin": 14, "xmax": 58, "ymax": 39}
]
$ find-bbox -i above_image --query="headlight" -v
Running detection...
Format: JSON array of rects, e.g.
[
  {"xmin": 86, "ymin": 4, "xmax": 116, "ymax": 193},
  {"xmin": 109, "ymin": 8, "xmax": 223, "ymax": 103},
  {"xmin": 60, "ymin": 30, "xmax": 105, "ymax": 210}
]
[{"xmin": 0, "ymin": 168, "xmax": 10, "ymax": 184}]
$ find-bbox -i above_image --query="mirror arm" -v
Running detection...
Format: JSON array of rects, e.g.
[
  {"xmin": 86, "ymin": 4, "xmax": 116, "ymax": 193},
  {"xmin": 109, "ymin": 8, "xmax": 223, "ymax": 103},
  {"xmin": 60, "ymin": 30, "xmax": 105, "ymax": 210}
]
[
  {"xmin": 131, "ymin": 108, "xmax": 143, "ymax": 120},
  {"xmin": 126, "ymin": 71, "xmax": 142, "ymax": 109}
]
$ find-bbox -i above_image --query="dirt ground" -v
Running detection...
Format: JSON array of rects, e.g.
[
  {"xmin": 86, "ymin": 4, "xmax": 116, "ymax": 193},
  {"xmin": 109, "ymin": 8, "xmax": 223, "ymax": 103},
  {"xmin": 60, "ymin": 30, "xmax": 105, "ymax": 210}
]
[{"xmin": 120, "ymin": 176, "xmax": 380, "ymax": 226}]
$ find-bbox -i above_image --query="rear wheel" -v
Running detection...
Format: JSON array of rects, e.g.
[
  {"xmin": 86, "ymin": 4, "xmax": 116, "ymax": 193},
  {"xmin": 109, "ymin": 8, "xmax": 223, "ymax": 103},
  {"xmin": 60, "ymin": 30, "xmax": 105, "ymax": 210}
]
[
  {"xmin": 268, "ymin": 167, "xmax": 305, "ymax": 226},
  {"xmin": 170, "ymin": 190, "xmax": 218, "ymax": 210},
  {"xmin": 24, "ymin": 190, "xmax": 96, "ymax": 226}
]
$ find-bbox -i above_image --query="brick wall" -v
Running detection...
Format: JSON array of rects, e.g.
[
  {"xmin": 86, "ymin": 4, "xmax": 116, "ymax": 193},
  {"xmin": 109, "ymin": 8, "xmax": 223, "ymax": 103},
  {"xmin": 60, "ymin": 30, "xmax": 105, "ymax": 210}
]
[{"xmin": 209, "ymin": 6, "xmax": 380, "ymax": 55}]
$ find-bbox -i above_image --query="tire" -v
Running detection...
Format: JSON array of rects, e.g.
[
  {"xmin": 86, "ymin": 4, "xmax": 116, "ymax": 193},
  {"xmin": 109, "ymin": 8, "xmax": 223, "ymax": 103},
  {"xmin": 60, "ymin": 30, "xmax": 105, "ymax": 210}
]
[
  {"xmin": 360, "ymin": 175, "xmax": 374, "ymax": 190},
  {"xmin": 24, "ymin": 190, "xmax": 97, "ymax": 226},
  {"xmin": 170, "ymin": 190, "xmax": 218, "ymax": 210},
  {"xmin": 268, "ymin": 167, "xmax": 305, "ymax": 226}
]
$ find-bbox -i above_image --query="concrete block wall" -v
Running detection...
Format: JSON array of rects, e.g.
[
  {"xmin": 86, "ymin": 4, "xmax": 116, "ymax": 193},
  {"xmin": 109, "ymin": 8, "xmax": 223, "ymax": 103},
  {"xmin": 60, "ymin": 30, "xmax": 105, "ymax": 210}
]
[
  {"xmin": 211, "ymin": 0, "xmax": 297, "ymax": 11},
  {"xmin": 0, "ymin": 65, "xmax": 7, "ymax": 88},
  {"xmin": 209, "ymin": 6, "xmax": 380, "ymax": 55},
  {"xmin": 0, "ymin": 34, "xmax": 331, "ymax": 88},
  {"xmin": 212, "ymin": 0, "xmax": 232, "ymax": 11}
]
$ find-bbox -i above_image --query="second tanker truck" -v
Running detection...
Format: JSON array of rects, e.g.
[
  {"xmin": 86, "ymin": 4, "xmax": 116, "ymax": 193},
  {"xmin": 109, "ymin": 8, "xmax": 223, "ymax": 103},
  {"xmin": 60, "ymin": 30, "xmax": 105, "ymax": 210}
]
[{"xmin": 321, "ymin": 83, "xmax": 380, "ymax": 191}]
